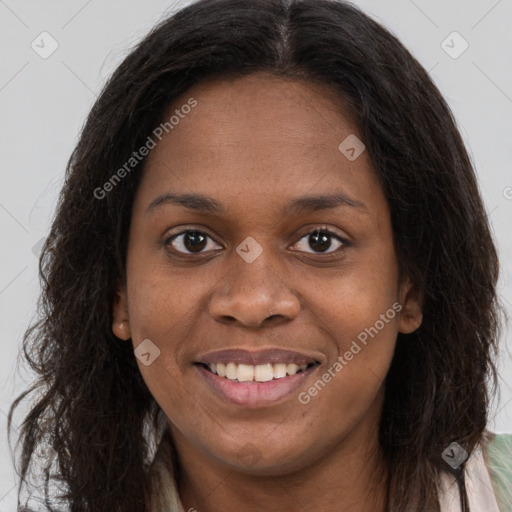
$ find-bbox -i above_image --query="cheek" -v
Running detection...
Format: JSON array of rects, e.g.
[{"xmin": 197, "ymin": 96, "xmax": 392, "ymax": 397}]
[
  {"xmin": 125, "ymin": 258, "xmax": 205, "ymax": 343},
  {"xmin": 298, "ymin": 310, "xmax": 399, "ymax": 445},
  {"xmin": 315, "ymin": 250, "xmax": 400, "ymax": 340},
  {"xmin": 125, "ymin": 264, "xmax": 197, "ymax": 401},
  {"xmin": 304, "ymin": 254, "xmax": 400, "ymax": 404},
  {"xmin": 126, "ymin": 275, "xmax": 199, "ymax": 430},
  {"xmin": 317, "ymin": 285, "xmax": 400, "ymax": 389}
]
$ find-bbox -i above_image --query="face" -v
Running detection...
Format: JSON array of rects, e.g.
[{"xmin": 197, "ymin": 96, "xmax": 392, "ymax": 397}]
[{"xmin": 113, "ymin": 73, "xmax": 422, "ymax": 476}]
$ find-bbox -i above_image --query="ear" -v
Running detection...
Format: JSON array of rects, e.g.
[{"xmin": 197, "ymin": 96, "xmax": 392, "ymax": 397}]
[
  {"xmin": 397, "ymin": 276, "xmax": 423, "ymax": 334},
  {"xmin": 112, "ymin": 282, "xmax": 131, "ymax": 340}
]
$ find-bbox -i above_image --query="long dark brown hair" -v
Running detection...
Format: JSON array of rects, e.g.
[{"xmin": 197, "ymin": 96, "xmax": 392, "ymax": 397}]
[{"xmin": 8, "ymin": 0, "xmax": 503, "ymax": 510}]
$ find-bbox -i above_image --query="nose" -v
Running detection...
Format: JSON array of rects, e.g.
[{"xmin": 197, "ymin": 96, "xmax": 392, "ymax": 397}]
[{"xmin": 208, "ymin": 248, "xmax": 301, "ymax": 328}]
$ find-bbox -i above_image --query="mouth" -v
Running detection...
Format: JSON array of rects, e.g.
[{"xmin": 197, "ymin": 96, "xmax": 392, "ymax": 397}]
[
  {"xmin": 196, "ymin": 361, "xmax": 318, "ymax": 382},
  {"xmin": 194, "ymin": 348, "xmax": 323, "ymax": 407}
]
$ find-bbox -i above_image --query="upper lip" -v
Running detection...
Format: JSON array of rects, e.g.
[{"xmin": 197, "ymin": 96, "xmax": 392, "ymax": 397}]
[{"xmin": 196, "ymin": 348, "xmax": 323, "ymax": 366}]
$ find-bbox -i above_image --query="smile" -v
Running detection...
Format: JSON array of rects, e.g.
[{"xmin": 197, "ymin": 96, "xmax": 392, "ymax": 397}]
[{"xmin": 194, "ymin": 348, "xmax": 323, "ymax": 407}]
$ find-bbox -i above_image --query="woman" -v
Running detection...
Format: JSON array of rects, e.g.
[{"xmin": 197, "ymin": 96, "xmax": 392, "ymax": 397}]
[{"xmin": 8, "ymin": 0, "xmax": 512, "ymax": 510}]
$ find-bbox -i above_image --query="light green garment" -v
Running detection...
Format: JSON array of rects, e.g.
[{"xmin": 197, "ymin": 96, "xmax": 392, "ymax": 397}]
[{"xmin": 486, "ymin": 433, "xmax": 512, "ymax": 512}]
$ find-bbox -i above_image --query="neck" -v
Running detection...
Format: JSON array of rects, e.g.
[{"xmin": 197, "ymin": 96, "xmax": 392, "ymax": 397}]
[{"xmin": 171, "ymin": 410, "xmax": 389, "ymax": 512}]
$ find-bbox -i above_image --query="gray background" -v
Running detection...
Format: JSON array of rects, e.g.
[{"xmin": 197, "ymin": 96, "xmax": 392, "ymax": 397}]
[{"xmin": 1, "ymin": 0, "xmax": 511, "ymax": 509}]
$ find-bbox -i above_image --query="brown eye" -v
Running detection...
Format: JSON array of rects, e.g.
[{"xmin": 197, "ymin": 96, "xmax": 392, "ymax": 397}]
[
  {"xmin": 166, "ymin": 230, "xmax": 221, "ymax": 255},
  {"xmin": 292, "ymin": 228, "xmax": 349, "ymax": 254}
]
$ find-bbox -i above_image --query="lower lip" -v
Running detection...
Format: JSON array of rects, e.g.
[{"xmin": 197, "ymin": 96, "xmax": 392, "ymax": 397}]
[{"xmin": 196, "ymin": 364, "xmax": 319, "ymax": 408}]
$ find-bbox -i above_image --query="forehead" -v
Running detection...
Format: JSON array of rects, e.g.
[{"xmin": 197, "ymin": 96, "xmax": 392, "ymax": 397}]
[{"xmin": 135, "ymin": 73, "xmax": 385, "ymax": 220}]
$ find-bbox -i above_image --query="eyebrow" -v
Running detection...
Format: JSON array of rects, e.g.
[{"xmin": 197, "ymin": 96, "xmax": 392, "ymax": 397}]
[{"xmin": 146, "ymin": 192, "xmax": 368, "ymax": 216}]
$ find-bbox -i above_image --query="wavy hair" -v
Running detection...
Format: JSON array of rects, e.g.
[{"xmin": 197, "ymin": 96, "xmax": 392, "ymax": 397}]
[{"xmin": 8, "ymin": 0, "xmax": 502, "ymax": 510}]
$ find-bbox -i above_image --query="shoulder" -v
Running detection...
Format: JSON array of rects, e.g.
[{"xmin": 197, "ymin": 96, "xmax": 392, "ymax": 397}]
[{"xmin": 483, "ymin": 431, "xmax": 512, "ymax": 512}]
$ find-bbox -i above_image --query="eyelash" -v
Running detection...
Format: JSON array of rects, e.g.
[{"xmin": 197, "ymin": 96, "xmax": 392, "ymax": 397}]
[{"xmin": 163, "ymin": 226, "xmax": 351, "ymax": 258}]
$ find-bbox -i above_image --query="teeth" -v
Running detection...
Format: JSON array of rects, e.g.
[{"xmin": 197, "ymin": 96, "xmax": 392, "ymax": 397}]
[
  {"xmin": 206, "ymin": 362, "xmax": 310, "ymax": 381},
  {"xmin": 237, "ymin": 364, "xmax": 254, "ymax": 382},
  {"xmin": 274, "ymin": 363, "xmax": 287, "ymax": 378},
  {"xmin": 254, "ymin": 364, "xmax": 273, "ymax": 382},
  {"xmin": 287, "ymin": 363, "xmax": 298, "ymax": 376},
  {"xmin": 225, "ymin": 362, "xmax": 238, "ymax": 379}
]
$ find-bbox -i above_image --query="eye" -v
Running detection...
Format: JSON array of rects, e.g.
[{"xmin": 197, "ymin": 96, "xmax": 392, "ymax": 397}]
[
  {"xmin": 291, "ymin": 227, "xmax": 349, "ymax": 255},
  {"xmin": 165, "ymin": 229, "xmax": 222, "ymax": 255},
  {"xmin": 164, "ymin": 226, "xmax": 350, "ymax": 258}
]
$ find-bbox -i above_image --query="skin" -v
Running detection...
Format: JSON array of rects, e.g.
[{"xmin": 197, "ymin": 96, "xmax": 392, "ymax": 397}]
[{"xmin": 113, "ymin": 72, "xmax": 423, "ymax": 512}]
